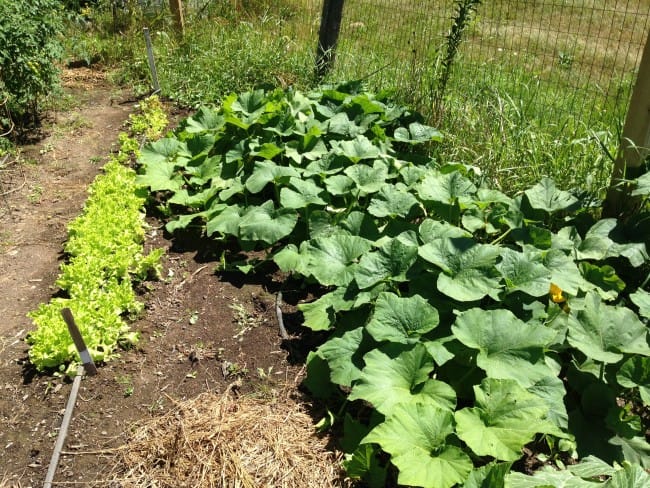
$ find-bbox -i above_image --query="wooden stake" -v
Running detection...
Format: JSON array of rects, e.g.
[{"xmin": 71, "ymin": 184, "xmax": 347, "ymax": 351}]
[
  {"xmin": 602, "ymin": 31, "xmax": 650, "ymax": 218},
  {"xmin": 143, "ymin": 27, "xmax": 161, "ymax": 93},
  {"xmin": 169, "ymin": 0, "xmax": 185, "ymax": 36},
  {"xmin": 60, "ymin": 308, "xmax": 98, "ymax": 376}
]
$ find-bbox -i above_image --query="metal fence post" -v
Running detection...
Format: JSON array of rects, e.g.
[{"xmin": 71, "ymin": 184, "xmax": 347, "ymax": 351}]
[{"xmin": 316, "ymin": 0, "xmax": 344, "ymax": 79}]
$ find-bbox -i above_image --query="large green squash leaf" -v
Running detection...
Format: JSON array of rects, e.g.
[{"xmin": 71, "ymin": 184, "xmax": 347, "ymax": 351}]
[
  {"xmin": 296, "ymin": 288, "xmax": 350, "ymax": 331},
  {"xmin": 497, "ymin": 248, "xmax": 551, "ymax": 297},
  {"xmin": 184, "ymin": 156, "xmax": 222, "ymax": 187},
  {"xmin": 285, "ymin": 128, "xmax": 329, "ymax": 164},
  {"xmin": 579, "ymin": 262, "xmax": 626, "ymax": 300},
  {"xmin": 169, "ymin": 182, "xmax": 222, "ymax": 209},
  {"xmin": 300, "ymin": 234, "xmax": 374, "ymax": 286},
  {"xmin": 317, "ymin": 327, "xmax": 367, "ymax": 387},
  {"xmin": 393, "ymin": 122, "xmax": 443, "ymax": 144},
  {"xmin": 537, "ymin": 249, "xmax": 591, "ymax": 296},
  {"xmin": 349, "ymin": 344, "xmax": 456, "ymax": 414},
  {"xmin": 366, "ymin": 292, "xmax": 439, "ymax": 344},
  {"xmin": 630, "ymin": 171, "xmax": 650, "ymax": 196},
  {"xmin": 206, "ymin": 205, "xmax": 244, "ymax": 237},
  {"xmin": 399, "ymin": 165, "xmax": 427, "ymax": 187},
  {"xmin": 630, "ymin": 289, "xmax": 650, "ymax": 319},
  {"xmin": 164, "ymin": 203, "xmax": 225, "ymax": 233},
  {"xmin": 250, "ymin": 141, "xmax": 283, "ymax": 160},
  {"xmin": 343, "ymin": 444, "xmax": 387, "ymax": 488},
  {"xmin": 419, "ymin": 237, "xmax": 502, "ymax": 301},
  {"xmin": 334, "ymin": 135, "xmax": 381, "ymax": 162},
  {"xmin": 339, "ymin": 211, "xmax": 381, "ymax": 240},
  {"xmin": 279, "ymin": 177, "xmax": 328, "ymax": 209},
  {"xmin": 238, "ymin": 201, "xmax": 298, "ymax": 245},
  {"xmin": 354, "ymin": 233, "xmax": 418, "ymax": 289},
  {"xmin": 568, "ymin": 456, "xmax": 616, "ymax": 478},
  {"xmin": 523, "ymin": 177, "xmax": 579, "ymax": 213},
  {"xmin": 367, "ymin": 184, "xmax": 419, "ymax": 218},
  {"xmin": 325, "ymin": 174, "xmax": 355, "ymax": 195},
  {"xmin": 218, "ymin": 177, "xmax": 245, "ymax": 201},
  {"xmin": 608, "ymin": 434, "xmax": 650, "ymax": 470},
  {"xmin": 230, "ymin": 89, "xmax": 267, "ymax": 117},
  {"xmin": 327, "ymin": 111, "xmax": 363, "ymax": 137},
  {"xmin": 419, "ymin": 219, "xmax": 470, "ymax": 242},
  {"xmin": 344, "ymin": 160, "xmax": 389, "ymax": 195},
  {"xmin": 575, "ymin": 219, "xmax": 648, "ymax": 267},
  {"xmin": 527, "ymin": 375, "xmax": 569, "ymax": 430},
  {"xmin": 185, "ymin": 133, "xmax": 217, "ymax": 157},
  {"xmin": 455, "ymin": 378, "xmax": 559, "ymax": 461},
  {"xmin": 184, "ymin": 105, "xmax": 224, "ymax": 132},
  {"xmin": 566, "ymin": 292, "xmax": 650, "ymax": 364},
  {"xmin": 463, "ymin": 462, "xmax": 512, "ymax": 488},
  {"xmin": 244, "ymin": 160, "xmax": 300, "ymax": 194},
  {"xmin": 616, "ymin": 356, "xmax": 650, "ymax": 405},
  {"xmin": 363, "ymin": 404, "xmax": 472, "ymax": 488},
  {"xmin": 574, "ymin": 219, "xmax": 617, "ymax": 261},
  {"xmin": 139, "ymin": 137, "xmax": 185, "ymax": 165},
  {"xmin": 136, "ymin": 139, "xmax": 187, "ymax": 191},
  {"xmin": 416, "ymin": 171, "xmax": 477, "ymax": 204},
  {"xmin": 452, "ymin": 309, "xmax": 557, "ymax": 387},
  {"xmin": 604, "ymin": 463, "xmax": 650, "ymax": 487},
  {"xmin": 505, "ymin": 468, "xmax": 601, "ymax": 487},
  {"xmin": 135, "ymin": 160, "xmax": 183, "ymax": 191}
]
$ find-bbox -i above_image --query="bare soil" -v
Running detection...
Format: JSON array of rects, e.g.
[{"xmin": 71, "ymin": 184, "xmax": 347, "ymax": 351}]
[{"xmin": 0, "ymin": 70, "xmax": 327, "ymax": 487}]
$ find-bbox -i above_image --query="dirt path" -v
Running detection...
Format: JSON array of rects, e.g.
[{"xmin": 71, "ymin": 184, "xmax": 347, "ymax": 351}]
[
  {"xmin": 0, "ymin": 71, "xmax": 322, "ymax": 487},
  {"xmin": 0, "ymin": 70, "xmax": 137, "ymax": 485}
]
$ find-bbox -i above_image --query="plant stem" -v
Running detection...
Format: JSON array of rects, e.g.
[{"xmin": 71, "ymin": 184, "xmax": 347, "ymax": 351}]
[{"xmin": 490, "ymin": 227, "xmax": 512, "ymax": 245}]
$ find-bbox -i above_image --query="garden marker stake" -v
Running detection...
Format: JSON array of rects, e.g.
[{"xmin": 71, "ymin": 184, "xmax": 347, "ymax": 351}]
[
  {"xmin": 61, "ymin": 307, "xmax": 97, "ymax": 376},
  {"xmin": 143, "ymin": 28, "xmax": 161, "ymax": 93}
]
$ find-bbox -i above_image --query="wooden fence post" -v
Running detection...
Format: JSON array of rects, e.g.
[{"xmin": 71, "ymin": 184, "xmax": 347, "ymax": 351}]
[
  {"xmin": 169, "ymin": 0, "xmax": 185, "ymax": 36},
  {"xmin": 602, "ymin": 31, "xmax": 650, "ymax": 218},
  {"xmin": 316, "ymin": 0, "xmax": 345, "ymax": 79}
]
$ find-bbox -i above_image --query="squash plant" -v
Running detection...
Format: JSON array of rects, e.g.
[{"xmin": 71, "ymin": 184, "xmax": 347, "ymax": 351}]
[{"xmin": 136, "ymin": 84, "xmax": 650, "ymax": 487}]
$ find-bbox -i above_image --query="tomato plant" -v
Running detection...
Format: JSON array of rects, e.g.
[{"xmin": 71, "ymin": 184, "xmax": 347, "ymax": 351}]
[{"xmin": 0, "ymin": 0, "xmax": 64, "ymax": 128}]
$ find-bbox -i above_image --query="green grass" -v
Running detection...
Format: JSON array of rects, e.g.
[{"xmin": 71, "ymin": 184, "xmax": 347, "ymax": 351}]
[{"xmin": 428, "ymin": 62, "xmax": 622, "ymax": 194}]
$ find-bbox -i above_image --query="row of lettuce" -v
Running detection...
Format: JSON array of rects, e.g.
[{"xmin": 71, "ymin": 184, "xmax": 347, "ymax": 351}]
[
  {"xmin": 133, "ymin": 85, "xmax": 650, "ymax": 487},
  {"xmin": 27, "ymin": 97, "xmax": 166, "ymax": 375}
]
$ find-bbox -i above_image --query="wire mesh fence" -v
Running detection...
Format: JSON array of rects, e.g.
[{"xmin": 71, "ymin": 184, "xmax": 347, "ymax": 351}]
[
  {"xmin": 321, "ymin": 0, "xmax": 650, "ymax": 129},
  {"xmin": 129, "ymin": 0, "xmax": 649, "ymax": 131}
]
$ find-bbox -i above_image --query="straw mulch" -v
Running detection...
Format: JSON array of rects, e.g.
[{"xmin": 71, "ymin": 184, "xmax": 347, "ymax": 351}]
[
  {"xmin": 60, "ymin": 67, "xmax": 107, "ymax": 88},
  {"xmin": 111, "ymin": 387, "xmax": 351, "ymax": 488}
]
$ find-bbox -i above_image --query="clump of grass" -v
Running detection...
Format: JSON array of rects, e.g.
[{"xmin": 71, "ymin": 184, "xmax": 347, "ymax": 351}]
[
  {"xmin": 151, "ymin": 16, "xmax": 315, "ymax": 107},
  {"xmin": 61, "ymin": 2, "xmax": 316, "ymax": 106},
  {"xmin": 425, "ymin": 61, "xmax": 621, "ymax": 196},
  {"xmin": 435, "ymin": 88, "xmax": 617, "ymax": 196}
]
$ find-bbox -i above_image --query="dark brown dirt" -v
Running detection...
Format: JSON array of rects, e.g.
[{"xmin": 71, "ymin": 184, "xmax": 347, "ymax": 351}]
[{"xmin": 0, "ymin": 70, "xmax": 319, "ymax": 487}]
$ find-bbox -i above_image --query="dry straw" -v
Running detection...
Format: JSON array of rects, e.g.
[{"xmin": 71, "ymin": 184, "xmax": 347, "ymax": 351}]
[{"xmin": 111, "ymin": 387, "xmax": 351, "ymax": 488}]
